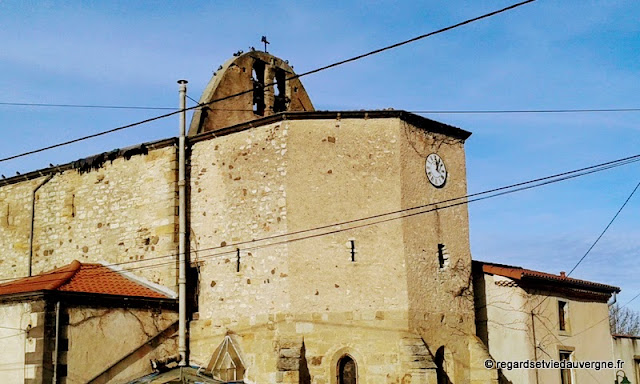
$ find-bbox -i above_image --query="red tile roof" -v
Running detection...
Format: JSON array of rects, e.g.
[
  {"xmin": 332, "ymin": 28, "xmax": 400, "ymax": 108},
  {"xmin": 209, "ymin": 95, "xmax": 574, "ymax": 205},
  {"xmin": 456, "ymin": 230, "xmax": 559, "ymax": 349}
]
[
  {"xmin": 0, "ymin": 260, "xmax": 171, "ymax": 299},
  {"xmin": 474, "ymin": 260, "xmax": 620, "ymax": 293}
]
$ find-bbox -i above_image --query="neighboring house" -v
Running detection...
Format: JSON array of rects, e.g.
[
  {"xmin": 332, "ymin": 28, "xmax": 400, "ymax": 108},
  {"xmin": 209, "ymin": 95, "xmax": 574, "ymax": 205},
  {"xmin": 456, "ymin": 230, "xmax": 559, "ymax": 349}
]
[
  {"xmin": 473, "ymin": 260, "xmax": 620, "ymax": 384},
  {"xmin": 0, "ymin": 260, "xmax": 177, "ymax": 384},
  {"xmin": 612, "ymin": 334, "xmax": 640, "ymax": 384},
  {"xmin": 0, "ymin": 50, "xmax": 500, "ymax": 383}
]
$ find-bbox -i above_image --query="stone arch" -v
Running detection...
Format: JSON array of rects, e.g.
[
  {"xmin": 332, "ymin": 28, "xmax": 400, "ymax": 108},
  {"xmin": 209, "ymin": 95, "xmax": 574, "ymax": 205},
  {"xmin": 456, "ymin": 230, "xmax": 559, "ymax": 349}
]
[
  {"xmin": 188, "ymin": 51, "xmax": 314, "ymax": 135},
  {"xmin": 206, "ymin": 334, "xmax": 246, "ymax": 381},
  {"xmin": 337, "ymin": 354, "xmax": 357, "ymax": 384},
  {"xmin": 328, "ymin": 347, "xmax": 364, "ymax": 384}
]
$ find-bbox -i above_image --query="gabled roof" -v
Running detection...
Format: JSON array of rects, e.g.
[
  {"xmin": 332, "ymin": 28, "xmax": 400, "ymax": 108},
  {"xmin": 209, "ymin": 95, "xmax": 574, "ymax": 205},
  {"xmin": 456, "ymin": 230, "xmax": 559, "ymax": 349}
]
[
  {"xmin": 474, "ymin": 260, "xmax": 620, "ymax": 294},
  {"xmin": 0, "ymin": 260, "xmax": 176, "ymax": 299}
]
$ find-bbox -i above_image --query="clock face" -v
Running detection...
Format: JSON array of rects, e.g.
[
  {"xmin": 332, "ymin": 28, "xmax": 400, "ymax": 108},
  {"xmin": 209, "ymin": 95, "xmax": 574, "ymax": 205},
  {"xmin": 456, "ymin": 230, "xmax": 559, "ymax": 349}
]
[{"xmin": 425, "ymin": 153, "xmax": 447, "ymax": 188}]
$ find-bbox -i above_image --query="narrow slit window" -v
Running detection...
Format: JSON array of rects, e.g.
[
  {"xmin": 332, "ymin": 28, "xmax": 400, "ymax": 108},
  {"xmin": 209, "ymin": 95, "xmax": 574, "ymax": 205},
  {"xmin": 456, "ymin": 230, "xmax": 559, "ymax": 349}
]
[
  {"xmin": 438, "ymin": 244, "xmax": 449, "ymax": 270},
  {"xmin": 558, "ymin": 301, "xmax": 568, "ymax": 331},
  {"xmin": 350, "ymin": 240, "xmax": 356, "ymax": 262}
]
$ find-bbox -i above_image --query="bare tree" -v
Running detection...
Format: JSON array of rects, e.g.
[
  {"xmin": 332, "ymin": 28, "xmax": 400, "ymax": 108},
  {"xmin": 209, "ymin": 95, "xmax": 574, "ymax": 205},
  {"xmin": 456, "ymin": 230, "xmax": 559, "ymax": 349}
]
[{"xmin": 610, "ymin": 303, "xmax": 640, "ymax": 336}]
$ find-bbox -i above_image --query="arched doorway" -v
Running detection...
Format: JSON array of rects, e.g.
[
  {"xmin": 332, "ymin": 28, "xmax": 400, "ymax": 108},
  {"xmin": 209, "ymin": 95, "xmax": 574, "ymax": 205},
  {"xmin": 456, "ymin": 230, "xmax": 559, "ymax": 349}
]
[{"xmin": 337, "ymin": 355, "xmax": 357, "ymax": 384}]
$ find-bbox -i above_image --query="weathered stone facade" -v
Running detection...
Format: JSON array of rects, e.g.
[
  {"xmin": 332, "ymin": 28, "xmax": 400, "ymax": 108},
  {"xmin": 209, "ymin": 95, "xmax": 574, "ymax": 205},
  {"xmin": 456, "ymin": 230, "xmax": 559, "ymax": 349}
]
[
  {"xmin": 0, "ymin": 51, "xmax": 498, "ymax": 383},
  {"xmin": 187, "ymin": 113, "xmax": 494, "ymax": 383},
  {"xmin": 0, "ymin": 143, "xmax": 179, "ymax": 289}
]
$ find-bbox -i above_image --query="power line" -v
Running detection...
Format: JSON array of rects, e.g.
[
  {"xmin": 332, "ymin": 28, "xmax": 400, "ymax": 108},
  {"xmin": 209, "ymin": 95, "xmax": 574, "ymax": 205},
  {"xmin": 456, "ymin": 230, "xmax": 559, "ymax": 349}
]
[
  {"xmin": 0, "ymin": 102, "xmax": 176, "ymax": 110},
  {"xmin": 567, "ymin": 181, "xmax": 640, "ymax": 276},
  {"xmin": 4, "ymin": 102, "xmax": 640, "ymax": 115},
  {"xmin": 186, "ymin": 95, "xmax": 200, "ymax": 105},
  {"xmin": 412, "ymin": 108, "xmax": 640, "ymax": 114},
  {"xmin": 568, "ymin": 291, "xmax": 640, "ymax": 340},
  {"xmin": 526, "ymin": 179, "xmax": 639, "ymax": 317},
  {"xmin": 1, "ymin": 151, "xmax": 637, "ymax": 287},
  {"xmin": 532, "ymin": 313, "xmax": 604, "ymax": 384},
  {"xmin": 0, "ymin": 0, "xmax": 536, "ymax": 164}
]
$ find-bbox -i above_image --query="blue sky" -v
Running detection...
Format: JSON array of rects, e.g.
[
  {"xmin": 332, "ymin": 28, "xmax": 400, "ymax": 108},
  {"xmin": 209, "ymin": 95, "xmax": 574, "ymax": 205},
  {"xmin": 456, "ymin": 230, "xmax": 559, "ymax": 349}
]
[{"xmin": 0, "ymin": 1, "xmax": 639, "ymax": 311}]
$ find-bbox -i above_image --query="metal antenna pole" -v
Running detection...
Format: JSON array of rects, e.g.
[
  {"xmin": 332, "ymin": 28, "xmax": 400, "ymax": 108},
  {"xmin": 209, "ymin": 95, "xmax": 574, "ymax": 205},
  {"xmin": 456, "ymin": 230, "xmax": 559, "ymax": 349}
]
[{"xmin": 177, "ymin": 79, "xmax": 188, "ymax": 366}]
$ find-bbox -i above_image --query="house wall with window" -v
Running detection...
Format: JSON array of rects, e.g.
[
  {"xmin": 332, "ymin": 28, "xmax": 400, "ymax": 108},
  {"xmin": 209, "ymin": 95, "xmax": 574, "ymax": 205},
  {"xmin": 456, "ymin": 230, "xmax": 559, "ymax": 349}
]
[
  {"xmin": 612, "ymin": 335, "xmax": 640, "ymax": 384},
  {"xmin": 474, "ymin": 261, "xmax": 618, "ymax": 384}
]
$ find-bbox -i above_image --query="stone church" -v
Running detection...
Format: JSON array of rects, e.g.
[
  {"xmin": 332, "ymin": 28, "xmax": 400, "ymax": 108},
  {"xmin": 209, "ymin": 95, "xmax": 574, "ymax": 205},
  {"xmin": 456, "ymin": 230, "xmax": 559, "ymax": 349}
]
[{"xmin": 0, "ymin": 51, "xmax": 496, "ymax": 383}]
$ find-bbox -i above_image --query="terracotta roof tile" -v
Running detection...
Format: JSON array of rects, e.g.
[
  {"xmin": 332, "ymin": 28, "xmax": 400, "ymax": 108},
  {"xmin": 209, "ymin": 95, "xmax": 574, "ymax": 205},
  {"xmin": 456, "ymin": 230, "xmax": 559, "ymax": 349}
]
[
  {"xmin": 0, "ymin": 261, "xmax": 81, "ymax": 295},
  {"xmin": 0, "ymin": 260, "xmax": 171, "ymax": 299},
  {"xmin": 474, "ymin": 260, "xmax": 620, "ymax": 293}
]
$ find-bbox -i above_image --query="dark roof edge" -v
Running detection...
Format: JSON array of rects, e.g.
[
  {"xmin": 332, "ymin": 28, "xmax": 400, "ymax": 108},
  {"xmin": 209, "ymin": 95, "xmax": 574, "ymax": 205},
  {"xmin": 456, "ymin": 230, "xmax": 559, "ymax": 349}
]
[
  {"xmin": 473, "ymin": 260, "xmax": 524, "ymax": 270},
  {"xmin": 522, "ymin": 274, "xmax": 621, "ymax": 294},
  {"xmin": 189, "ymin": 110, "xmax": 472, "ymax": 144},
  {"xmin": 0, "ymin": 289, "xmax": 178, "ymax": 308},
  {"xmin": 613, "ymin": 333, "xmax": 640, "ymax": 339},
  {"xmin": 1, "ymin": 110, "xmax": 468, "ymax": 188},
  {"xmin": 0, "ymin": 137, "xmax": 177, "ymax": 188},
  {"xmin": 473, "ymin": 260, "xmax": 620, "ymax": 294}
]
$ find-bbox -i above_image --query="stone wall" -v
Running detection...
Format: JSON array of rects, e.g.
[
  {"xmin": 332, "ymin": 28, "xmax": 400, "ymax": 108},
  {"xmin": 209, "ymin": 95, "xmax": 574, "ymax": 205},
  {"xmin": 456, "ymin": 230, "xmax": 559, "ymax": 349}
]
[
  {"xmin": 0, "ymin": 144, "xmax": 179, "ymax": 289},
  {"xmin": 189, "ymin": 115, "xmax": 483, "ymax": 383},
  {"xmin": 0, "ymin": 112, "xmax": 490, "ymax": 383}
]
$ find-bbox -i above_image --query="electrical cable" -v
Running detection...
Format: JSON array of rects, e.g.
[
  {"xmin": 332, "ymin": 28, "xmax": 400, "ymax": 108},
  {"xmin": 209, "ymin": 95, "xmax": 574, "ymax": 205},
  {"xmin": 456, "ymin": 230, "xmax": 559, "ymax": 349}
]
[
  {"xmin": 567, "ymin": 180, "xmax": 640, "ymax": 276},
  {"xmin": 3, "ymin": 102, "xmax": 640, "ymax": 115},
  {"xmin": 0, "ymin": 151, "xmax": 637, "ymax": 288},
  {"xmin": 412, "ymin": 108, "xmax": 640, "ymax": 114},
  {"xmin": 0, "ymin": 102, "xmax": 175, "ymax": 110},
  {"xmin": 525, "ymin": 179, "xmax": 640, "ymax": 318},
  {"xmin": 0, "ymin": 0, "xmax": 536, "ymax": 164},
  {"xmin": 532, "ymin": 313, "xmax": 604, "ymax": 384}
]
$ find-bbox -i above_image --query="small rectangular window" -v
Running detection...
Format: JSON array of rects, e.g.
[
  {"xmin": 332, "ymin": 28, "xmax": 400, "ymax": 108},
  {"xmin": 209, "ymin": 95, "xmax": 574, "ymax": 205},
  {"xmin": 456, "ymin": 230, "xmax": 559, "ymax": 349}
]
[
  {"xmin": 559, "ymin": 350, "xmax": 573, "ymax": 384},
  {"xmin": 558, "ymin": 301, "xmax": 568, "ymax": 331}
]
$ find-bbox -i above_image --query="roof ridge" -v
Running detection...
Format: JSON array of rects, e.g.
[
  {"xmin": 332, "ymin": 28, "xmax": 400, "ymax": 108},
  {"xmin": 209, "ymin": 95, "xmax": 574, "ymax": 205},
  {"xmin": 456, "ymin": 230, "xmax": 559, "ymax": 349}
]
[
  {"xmin": 98, "ymin": 261, "xmax": 177, "ymax": 299},
  {"xmin": 46, "ymin": 260, "xmax": 82, "ymax": 290}
]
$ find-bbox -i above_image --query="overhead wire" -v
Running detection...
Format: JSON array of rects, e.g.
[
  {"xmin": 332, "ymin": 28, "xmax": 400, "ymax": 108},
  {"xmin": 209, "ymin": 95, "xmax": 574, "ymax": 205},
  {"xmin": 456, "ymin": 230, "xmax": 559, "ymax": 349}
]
[
  {"xmin": 0, "ymin": 102, "xmax": 176, "ymax": 110},
  {"xmin": 567, "ymin": 180, "xmax": 640, "ymax": 276},
  {"xmin": 0, "ymin": 151, "xmax": 638, "ymax": 288},
  {"xmin": 412, "ymin": 108, "xmax": 640, "ymax": 114},
  {"xmin": 0, "ymin": 0, "xmax": 536, "ymax": 164},
  {"xmin": 525, "ymin": 178, "xmax": 640, "ymax": 317},
  {"xmin": 4, "ymin": 103, "xmax": 640, "ymax": 114}
]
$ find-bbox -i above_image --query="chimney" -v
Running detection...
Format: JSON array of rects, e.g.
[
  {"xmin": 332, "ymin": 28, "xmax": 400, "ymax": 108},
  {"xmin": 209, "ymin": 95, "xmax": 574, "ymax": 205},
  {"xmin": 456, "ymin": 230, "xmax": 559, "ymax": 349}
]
[{"xmin": 560, "ymin": 271, "xmax": 566, "ymax": 278}]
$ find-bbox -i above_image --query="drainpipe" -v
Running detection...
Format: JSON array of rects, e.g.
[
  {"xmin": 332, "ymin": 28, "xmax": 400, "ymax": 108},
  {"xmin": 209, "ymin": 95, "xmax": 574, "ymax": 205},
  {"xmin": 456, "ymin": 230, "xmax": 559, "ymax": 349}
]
[
  {"xmin": 177, "ymin": 79, "xmax": 188, "ymax": 366},
  {"xmin": 531, "ymin": 311, "xmax": 539, "ymax": 384},
  {"xmin": 29, "ymin": 175, "xmax": 53, "ymax": 276},
  {"xmin": 609, "ymin": 292, "xmax": 617, "ymax": 307},
  {"xmin": 52, "ymin": 301, "xmax": 61, "ymax": 383}
]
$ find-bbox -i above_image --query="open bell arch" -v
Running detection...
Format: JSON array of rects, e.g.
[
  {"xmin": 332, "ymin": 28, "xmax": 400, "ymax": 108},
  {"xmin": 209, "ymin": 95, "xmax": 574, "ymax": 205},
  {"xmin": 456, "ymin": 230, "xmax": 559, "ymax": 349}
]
[{"xmin": 188, "ymin": 51, "xmax": 314, "ymax": 136}]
